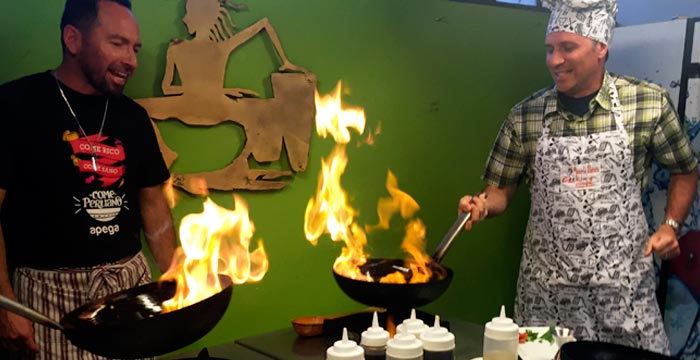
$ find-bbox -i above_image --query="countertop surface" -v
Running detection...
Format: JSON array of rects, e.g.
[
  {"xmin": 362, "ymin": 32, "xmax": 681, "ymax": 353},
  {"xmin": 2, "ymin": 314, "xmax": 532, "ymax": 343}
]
[{"xmin": 164, "ymin": 316, "xmax": 485, "ymax": 360}]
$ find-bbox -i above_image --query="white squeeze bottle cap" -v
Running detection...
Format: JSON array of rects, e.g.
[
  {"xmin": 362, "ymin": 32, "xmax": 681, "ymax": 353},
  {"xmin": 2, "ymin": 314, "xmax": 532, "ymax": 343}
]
[
  {"xmin": 327, "ymin": 327, "xmax": 365, "ymax": 360},
  {"xmin": 361, "ymin": 312, "xmax": 389, "ymax": 347},
  {"xmin": 396, "ymin": 309, "xmax": 429, "ymax": 337},
  {"xmin": 419, "ymin": 315, "xmax": 456, "ymax": 352},
  {"xmin": 386, "ymin": 326, "xmax": 423, "ymax": 359},
  {"xmin": 484, "ymin": 305, "xmax": 519, "ymax": 340}
]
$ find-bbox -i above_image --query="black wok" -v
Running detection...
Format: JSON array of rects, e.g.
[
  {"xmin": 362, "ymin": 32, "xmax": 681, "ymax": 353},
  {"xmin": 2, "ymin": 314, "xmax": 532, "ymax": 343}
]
[
  {"xmin": 559, "ymin": 341, "xmax": 675, "ymax": 360},
  {"xmin": 333, "ymin": 212, "xmax": 469, "ymax": 309},
  {"xmin": 0, "ymin": 275, "xmax": 232, "ymax": 359},
  {"xmin": 334, "ymin": 259, "xmax": 454, "ymax": 308}
]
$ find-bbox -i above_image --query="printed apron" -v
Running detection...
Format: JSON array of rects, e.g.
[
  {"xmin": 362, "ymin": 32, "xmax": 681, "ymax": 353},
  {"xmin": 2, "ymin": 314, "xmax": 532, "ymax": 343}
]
[{"xmin": 513, "ymin": 80, "xmax": 670, "ymax": 354}]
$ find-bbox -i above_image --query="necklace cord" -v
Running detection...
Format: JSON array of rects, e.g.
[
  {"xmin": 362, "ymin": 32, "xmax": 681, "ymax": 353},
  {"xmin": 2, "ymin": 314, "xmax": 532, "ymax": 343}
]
[{"xmin": 55, "ymin": 77, "xmax": 109, "ymax": 171}]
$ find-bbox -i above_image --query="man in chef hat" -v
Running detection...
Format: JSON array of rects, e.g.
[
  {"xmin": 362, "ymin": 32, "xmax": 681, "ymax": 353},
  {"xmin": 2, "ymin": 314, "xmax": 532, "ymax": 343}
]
[{"xmin": 459, "ymin": 0, "xmax": 698, "ymax": 355}]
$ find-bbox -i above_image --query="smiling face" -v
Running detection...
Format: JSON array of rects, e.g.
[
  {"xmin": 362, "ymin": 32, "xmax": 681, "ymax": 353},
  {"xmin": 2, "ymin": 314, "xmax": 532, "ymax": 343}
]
[
  {"xmin": 76, "ymin": 0, "xmax": 141, "ymax": 95},
  {"xmin": 545, "ymin": 31, "xmax": 607, "ymax": 98}
]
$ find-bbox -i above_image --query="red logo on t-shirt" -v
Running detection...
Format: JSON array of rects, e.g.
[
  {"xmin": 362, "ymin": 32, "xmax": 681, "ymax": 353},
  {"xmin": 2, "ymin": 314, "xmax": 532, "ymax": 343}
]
[{"xmin": 63, "ymin": 130, "xmax": 125, "ymax": 187}]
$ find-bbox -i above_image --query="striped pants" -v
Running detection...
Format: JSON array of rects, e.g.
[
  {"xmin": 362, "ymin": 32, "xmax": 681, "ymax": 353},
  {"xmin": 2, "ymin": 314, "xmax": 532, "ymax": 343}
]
[{"xmin": 11, "ymin": 252, "xmax": 154, "ymax": 360}]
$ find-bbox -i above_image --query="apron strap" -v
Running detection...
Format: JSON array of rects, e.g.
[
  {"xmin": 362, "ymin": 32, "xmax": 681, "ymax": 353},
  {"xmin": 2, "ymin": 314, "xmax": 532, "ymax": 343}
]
[{"xmin": 607, "ymin": 78, "xmax": 627, "ymax": 136}]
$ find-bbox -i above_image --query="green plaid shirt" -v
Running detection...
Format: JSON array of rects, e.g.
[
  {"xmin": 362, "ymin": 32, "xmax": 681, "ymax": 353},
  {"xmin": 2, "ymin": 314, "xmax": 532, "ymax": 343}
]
[{"xmin": 483, "ymin": 72, "xmax": 698, "ymax": 189}]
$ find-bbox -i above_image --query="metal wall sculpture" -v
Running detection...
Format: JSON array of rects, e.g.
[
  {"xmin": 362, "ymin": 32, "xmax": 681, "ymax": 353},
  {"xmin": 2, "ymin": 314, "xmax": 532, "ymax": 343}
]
[{"xmin": 136, "ymin": 0, "xmax": 315, "ymax": 193}]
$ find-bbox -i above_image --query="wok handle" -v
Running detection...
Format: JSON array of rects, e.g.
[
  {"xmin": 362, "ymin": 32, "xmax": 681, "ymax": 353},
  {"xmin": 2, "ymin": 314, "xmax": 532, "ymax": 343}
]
[
  {"xmin": 0, "ymin": 295, "xmax": 64, "ymax": 330},
  {"xmin": 431, "ymin": 212, "xmax": 471, "ymax": 264}
]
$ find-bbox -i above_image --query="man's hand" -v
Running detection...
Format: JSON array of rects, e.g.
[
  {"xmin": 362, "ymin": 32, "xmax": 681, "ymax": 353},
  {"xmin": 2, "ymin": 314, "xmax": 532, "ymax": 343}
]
[
  {"xmin": 645, "ymin": 224, "xmax": 681, "ymax": 260},
  {"xmin": 0, "ymin": 310, "xmax": 37, "ymax": 353},
  {"xmin": 458, "ymin": 193, "xmax": 488, "ymax": 230}
]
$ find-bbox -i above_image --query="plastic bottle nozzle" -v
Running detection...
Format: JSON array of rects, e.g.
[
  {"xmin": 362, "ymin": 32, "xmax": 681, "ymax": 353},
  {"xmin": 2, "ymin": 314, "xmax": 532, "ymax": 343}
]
[
  {"xmin": 420, "ymin": 314, "xmax": 455, "ymax": 352},
  {"xmin": 326, "ymin": 327, "xmax": 364, "ymax": 360},
  {"xmin": 484, "ymin": 305, "xmax": 519, "ymax": 340},
  {"xmin": 361, "ymin": 312, "xmax": 389, "ymax": 347},
  {"xmin": 386, "ymin": 325, "xmax": 422, "ymax": 359},
  {"xmin": 396, "ymin": 308, "xmax": 428, "ymax": 337}
]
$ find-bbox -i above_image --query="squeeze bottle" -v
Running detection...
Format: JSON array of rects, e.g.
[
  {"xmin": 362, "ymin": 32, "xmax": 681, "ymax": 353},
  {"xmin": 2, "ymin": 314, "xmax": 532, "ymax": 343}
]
[
  {"xmin": 482, "ymin": 306, "xmax": 519, "ymax": 360},
  {"xmin": 327, "ymin": 327, "xmax": 365, "ymax": 360},
  {"xmin": 420, "ymin": 315, "xmax": 455, "ymax": 360},
  {"xmin": 396, "ymin": 309, "xmax": 429, "ymax": 338},
  {"xmin": 386, "ymin": 327, "xmax": 423, "ymax": 360},
  {"xmin": 360, "ymin": 312, "xmax": 389, "ymax": 360}
]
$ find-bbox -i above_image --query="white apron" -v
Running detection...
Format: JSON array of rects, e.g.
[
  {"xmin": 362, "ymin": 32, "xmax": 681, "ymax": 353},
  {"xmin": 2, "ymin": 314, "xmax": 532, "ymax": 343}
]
[{"xmin": 513, "ymin": 80, "xmax": 670, "ymax": 354}]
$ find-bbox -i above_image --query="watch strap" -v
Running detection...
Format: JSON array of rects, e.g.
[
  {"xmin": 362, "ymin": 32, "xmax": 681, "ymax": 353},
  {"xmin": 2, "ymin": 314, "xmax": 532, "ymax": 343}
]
[{"xmin": 664, "ymin": 218, "xmax": 681, "ymax": 234}]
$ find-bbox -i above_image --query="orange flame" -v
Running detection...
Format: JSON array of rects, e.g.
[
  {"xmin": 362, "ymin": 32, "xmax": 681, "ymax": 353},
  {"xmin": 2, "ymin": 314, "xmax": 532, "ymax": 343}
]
[
  {"xmin": 305, "ymin": 82, "xmax": 369, "ymax": 281},
  {"xmin": 305, "ymin": 81, "xmax": 435, "ymax": 284},
  {"xmin": 314, "ymin": 81, "xmax": 365, "ymax": 144},
  {"xmin": 359, "ymin": 123, "xmax": 381, "ymax": 147},
  {"xmin": 371, "ymin": 173, "xmax": 431, "ymax": 284},
  {"xmin": 161, "ymin": 195, "xmax": 268, "ymax": 312},
  {"xmin": 386, "ymin": 314, "xmax": 396, "ymax": 338}
]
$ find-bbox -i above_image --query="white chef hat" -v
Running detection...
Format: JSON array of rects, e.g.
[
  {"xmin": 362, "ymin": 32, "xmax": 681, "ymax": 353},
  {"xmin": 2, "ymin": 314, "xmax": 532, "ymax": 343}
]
[{"xmin": 542, "ymin": 0, "xmax": 618, "ymax": 44}]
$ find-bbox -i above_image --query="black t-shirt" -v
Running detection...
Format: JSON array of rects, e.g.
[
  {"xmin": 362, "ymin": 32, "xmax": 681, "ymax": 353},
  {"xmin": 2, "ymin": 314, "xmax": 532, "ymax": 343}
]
[
  {"xmin": 558, "ymin": 90, "xmax": 599, "ymax": 117},
  {"xmin": 0, "ymin": 71, "xmax": 170, "ymax": 268}
]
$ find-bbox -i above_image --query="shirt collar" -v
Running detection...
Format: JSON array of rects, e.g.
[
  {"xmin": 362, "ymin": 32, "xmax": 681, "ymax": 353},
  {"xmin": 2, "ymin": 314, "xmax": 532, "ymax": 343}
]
[
  {"xmin": 543, "ymin": 87, "xmax": 559, "ymax": 117},
  {"xmin": 595, "ymin": 71, "xmax": 614, "ymax": 112},
  {"xmin": 543, "ymin": 71, "xmax": 614, "ymax": 117}
]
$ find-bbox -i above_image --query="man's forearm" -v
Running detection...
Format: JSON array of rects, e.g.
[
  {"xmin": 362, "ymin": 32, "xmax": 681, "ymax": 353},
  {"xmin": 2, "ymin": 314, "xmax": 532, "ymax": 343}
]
[
  {"xmin": 140, "ymin": 185, "xmax": 176, "ymax": 274},
  {"xmin": 145, "ymin": 218, "xmax": 176, "ymax": 273},
  {"xmin": 666, "ymin": 169, "xmax": 699, "ymax": 224},
  {"xmin": 483, "ymin": 184, "xmax": 518, "ymax": 217}
]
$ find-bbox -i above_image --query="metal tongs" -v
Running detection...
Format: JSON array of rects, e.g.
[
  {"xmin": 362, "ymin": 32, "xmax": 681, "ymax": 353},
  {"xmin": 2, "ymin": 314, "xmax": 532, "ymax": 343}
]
[{"xmin": 431, "ymin": 211, "xmax": 471, "ymax": 264}]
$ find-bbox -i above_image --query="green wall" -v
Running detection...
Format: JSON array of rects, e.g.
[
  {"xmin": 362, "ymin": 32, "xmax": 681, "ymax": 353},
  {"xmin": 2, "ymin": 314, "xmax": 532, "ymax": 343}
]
[{"xmin": 0, "ymin": 0, "xmax": 552, "ymax": 354}]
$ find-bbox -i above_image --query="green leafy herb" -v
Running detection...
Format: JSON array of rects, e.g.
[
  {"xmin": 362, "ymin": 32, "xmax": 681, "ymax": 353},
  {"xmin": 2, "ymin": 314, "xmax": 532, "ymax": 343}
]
[
  {"xmin": 539, "ymin": 326, "xmax": 555, "ymax": 344},
  {"xmin": 522, "ymin": 326, "xmax": 555, "ymax": 344},
  {"xmin": 525, "ymin": 329, "xmax": 539, "ymax": 342}
]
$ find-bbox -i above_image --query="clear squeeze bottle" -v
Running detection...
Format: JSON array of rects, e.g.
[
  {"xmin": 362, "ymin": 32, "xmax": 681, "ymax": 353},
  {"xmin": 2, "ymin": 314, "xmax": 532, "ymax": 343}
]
[
  {"xmin": 327, "ymin": 327, "xmax": 365, "ymax": 360},
  {"xmin": 482, "ymin": 306, "xmax": 519, "ymax": 360},
  {"xmin": 360, "ymin": 312, "xmax": 389, "ymax": 360},
  {"xmin": 419, "ymin": 315, "xmax": 455, "ymax": 360},
  {"xmin": 396, "ymin": 309, "xmax": 429, "ymax": 338},
  {"xmin": 386, "ymin": 326, "xmax": 423, "ymax": 360}
]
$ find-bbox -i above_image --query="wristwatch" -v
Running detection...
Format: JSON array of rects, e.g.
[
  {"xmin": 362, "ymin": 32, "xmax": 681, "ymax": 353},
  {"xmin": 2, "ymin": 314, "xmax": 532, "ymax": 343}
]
[{"xmin": 663, "ymin": 218, "xmax": 681, "ymax": 235}]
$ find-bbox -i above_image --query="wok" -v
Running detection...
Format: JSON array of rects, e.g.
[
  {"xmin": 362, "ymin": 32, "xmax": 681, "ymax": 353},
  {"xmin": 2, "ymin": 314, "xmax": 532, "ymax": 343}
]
[
  {"xmin": 333, "ymin": 212, "xmax": 469, "ymax": 310},
  {"xmin": 559, "ymin": 341, "xmax": 675, "ymax": 360},
  {"xmin": 0, "ymin": 275, "xmax": 232, "ymax": 359}
]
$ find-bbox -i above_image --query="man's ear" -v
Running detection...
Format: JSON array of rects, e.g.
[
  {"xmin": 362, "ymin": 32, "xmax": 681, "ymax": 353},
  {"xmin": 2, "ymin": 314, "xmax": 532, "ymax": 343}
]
[
  {"xmin": 597, "ymin": 42, "xmax": 609, "ymax": 62},
  {"xmin": 63, "ymin": 24, "xmax": 83, "ymax": 56}
]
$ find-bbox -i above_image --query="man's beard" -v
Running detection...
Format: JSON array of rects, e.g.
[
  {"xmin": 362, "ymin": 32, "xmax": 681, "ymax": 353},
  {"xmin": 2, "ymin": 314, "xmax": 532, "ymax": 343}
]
[{"xmin": 80, "ymin": 60, "xmax": 126, "ymax": 96}]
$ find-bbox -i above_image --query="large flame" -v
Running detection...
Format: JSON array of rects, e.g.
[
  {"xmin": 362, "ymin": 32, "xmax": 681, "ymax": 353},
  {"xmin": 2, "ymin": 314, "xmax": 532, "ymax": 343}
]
[
  {"xmin": 161, "ymin": 195, "xmax": 269, "ymax": 312},
  {"xmin": 305, "ymin": 82, "xmax": 370, "ymax": 281},
  {"xmin": 305, "ymin": 81, "xmax": 435, "ymax": 284},
  {"xmin": 371, "ymin": 173, "xmax": 431, "ymax": 284}
]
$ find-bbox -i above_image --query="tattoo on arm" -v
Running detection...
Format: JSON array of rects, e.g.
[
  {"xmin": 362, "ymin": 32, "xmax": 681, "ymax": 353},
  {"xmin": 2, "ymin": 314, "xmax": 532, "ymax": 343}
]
[{"xmin": 145, "ymin": 219, "xmax": 173, "ymax": 242}]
